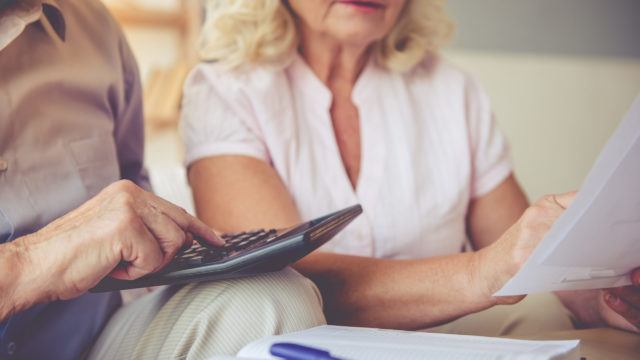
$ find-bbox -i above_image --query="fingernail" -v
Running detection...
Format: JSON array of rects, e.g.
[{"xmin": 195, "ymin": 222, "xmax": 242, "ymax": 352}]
[
  {"xmin": 211, "ymin": 233, "xmax": 225, "ymax": 245},
  {"xmin": 207, "ymin": 232, "xmax": 222, "ymax": 244}
]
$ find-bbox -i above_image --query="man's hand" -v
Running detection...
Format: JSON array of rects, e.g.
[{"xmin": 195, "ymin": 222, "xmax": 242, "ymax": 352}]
[
  {"xmin": 599, "ymin": 268, "xmax": 640, "ymax": 333},
  {"xmin": 10, "ymin": 180, "xmax": 223, "ymax": 308}
]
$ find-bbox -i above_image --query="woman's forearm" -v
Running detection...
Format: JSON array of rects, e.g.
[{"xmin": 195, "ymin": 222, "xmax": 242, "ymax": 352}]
[{"xmin": 295, "ymin": 249, "xmax": 499, "ymax": 330}]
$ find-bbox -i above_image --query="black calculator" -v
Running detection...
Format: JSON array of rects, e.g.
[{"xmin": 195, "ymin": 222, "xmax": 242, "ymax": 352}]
[{"xmin": 91, "ymin": 205, "xmax": 362, "ymax": 292}]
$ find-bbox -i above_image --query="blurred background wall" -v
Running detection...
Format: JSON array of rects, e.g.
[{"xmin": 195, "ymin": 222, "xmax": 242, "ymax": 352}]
[
  {"xmin": 103, "ymin": 0, "xmax": 640, "ymax": 209},
  {"xmin": 445, "ymin": 0, "xmax": 640, "ymax": 200}
]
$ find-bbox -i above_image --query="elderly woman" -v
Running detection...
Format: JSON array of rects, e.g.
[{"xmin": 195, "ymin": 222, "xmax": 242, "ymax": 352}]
[{"xmin": 181, "ymin": 0, "xmax": 640, "ymax": 334}]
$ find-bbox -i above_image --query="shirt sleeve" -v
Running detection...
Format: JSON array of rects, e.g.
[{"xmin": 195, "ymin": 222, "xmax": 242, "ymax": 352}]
[
  {"xmin": 180, "ymin": 64, "xmax": 270, "ymax": 167},
  {"xmin": 113, "ymin": 32, "xmax": 151, "ymax": 191},
  {"xmin": 0, "ymin": 208, "xmax": 13, "ymax": 243},
  {"xmin": 465, "ymin": 76, "xmax": 513, "ymax": 199}
]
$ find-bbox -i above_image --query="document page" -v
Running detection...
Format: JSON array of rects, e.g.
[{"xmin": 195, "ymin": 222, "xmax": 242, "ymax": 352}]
[
  {"xmin": 497, "ymin": 96, "xmax": 640, "ymax": 296},
  {"xmin": 236, "ymin": 325, "xmax": 579, "ymax": 360}
]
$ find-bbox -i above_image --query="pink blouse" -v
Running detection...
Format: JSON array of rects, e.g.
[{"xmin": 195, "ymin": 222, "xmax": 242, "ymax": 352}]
[{"xmin": 181, "ymin": 55, "xmax": 512, "ymax": 259}]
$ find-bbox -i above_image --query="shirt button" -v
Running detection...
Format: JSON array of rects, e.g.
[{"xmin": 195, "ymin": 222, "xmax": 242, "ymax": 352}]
[
  {"xmin": 7, "ymin": 342, "xmax": 16, "ymax": 356},
  {"xmin": 0, "ymin": 158, "xmax": 7, "ymax": 173}
]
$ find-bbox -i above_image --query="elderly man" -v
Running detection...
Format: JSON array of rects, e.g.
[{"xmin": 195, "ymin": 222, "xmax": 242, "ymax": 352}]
[{"xmin": 0, "ymin": 0, "xmax": 324, "ymax": 359}]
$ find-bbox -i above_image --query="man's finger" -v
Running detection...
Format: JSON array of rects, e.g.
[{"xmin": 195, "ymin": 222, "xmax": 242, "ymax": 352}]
[
  {"xmin": 138, "ymin": 204, "xmax": 189, "ymax": 268},
  {"xmin": 110, "ymin": 221, "xmax": 164, "ymax": 280},
  {"xmin": 182, "ymin": 232, "xmax": 195, "ymax": 251},
  {"xmin": 143, "ymin": 193, "xmax": 224, "ymax": 246},
  {"xmin": 604, "ymin": 291, "xmax": 640, "ymax": 328}
]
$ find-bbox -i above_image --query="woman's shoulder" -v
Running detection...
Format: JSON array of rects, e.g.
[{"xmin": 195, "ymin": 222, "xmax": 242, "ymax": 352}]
[
  {"xmin": 184, "ymin": 61, "xmax": 289, "ymax": 96},
  {"xmin": 402, "ymin": 55, "xmax": 487, "ymax": 98}
]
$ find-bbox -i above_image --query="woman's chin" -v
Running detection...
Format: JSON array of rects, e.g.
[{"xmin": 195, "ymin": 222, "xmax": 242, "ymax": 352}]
[{"xmin": 325, "ymin": 25, "xmax": 386, "ymax": 48}]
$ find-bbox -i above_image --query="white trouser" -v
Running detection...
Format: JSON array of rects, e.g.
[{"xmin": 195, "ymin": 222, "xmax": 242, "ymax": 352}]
[{"xmin": 88, "ymin": 268, "xmax": 326, "ymax": 359}]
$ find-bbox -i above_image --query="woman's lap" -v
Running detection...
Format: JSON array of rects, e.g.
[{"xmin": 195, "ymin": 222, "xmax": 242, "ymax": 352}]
[{"xmin": 425, "ymin": 293, "xmax": 575, "ymax": 337}]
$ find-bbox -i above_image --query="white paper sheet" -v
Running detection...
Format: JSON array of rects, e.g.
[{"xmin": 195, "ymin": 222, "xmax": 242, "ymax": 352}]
[
  {"xmin": 496, "ymin": 95, "xmax": 640, "ymax": 296},
  {"xmin": 235, "ymin": 325, "xmax": 579, "ymax": 360}
]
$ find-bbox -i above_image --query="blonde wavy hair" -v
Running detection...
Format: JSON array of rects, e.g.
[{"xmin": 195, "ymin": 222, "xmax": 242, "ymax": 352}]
[{"xmin": 200, "ymin": 0, "xmax": 454, "ymax": 72}]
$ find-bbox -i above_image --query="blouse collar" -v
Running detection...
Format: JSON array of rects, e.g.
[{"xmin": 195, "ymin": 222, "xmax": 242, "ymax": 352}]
[{"xmin": 288, "ymin": 52, "xmax": 381, "ymax": 111}]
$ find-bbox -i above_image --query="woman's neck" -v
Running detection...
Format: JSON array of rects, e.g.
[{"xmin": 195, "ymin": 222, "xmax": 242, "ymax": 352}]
[{"xmin": 299, "ymin": 27, "xmax": 371, "ymax": 88}]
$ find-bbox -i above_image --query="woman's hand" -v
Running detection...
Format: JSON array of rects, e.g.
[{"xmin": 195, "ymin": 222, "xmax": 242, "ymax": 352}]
[
  {"xmin": 474, "ymin": 192, "xmax": 577, "ymax": 305},
  {"xmin": 8, "ymin": 180, "xmax": 222, "ymax": 312},
  {"xmin": 599, "ymin": 269, "xmax": 640, "ymax": 332},
  {"xmin": 477, "ymin": 192, "xmax": 640, "ymax": 333}
]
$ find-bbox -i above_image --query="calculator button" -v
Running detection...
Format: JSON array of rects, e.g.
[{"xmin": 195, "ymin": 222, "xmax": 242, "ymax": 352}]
[
  {"xmin": 236, "ymin": 240, "xmax": 251, "ymax": 247},
  {"xmin": 171, "ymin": 228, "xmax": 282, "ymax": 268},
  {"xmin": 203, "ymin": 252, "xmax": 225, "ymax": 262},
  {"xmin": 184, "ymin": 257, "xmax": 204, "ymax": 265}
]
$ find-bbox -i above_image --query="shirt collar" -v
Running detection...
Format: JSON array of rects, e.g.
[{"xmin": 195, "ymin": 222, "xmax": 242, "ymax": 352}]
[
  {"xmin": 0, "ymin": 0, "xmax": 65, "ymax": 51},
  {"xmin": 288, "ymin": 52, "xmax": 380, "ymax": 112},
  {"xmin": 41, "ymin": 1, "xmax": 66, "ymax": 42}
]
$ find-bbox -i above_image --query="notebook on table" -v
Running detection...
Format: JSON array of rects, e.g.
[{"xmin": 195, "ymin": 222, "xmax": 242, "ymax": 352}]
[{"xmin": 210, "ymin": 325, "xmax": 580, "ymax": 360}]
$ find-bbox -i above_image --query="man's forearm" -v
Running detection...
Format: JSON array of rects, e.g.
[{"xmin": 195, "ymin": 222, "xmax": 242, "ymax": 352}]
[
  {"xmin": 0, "ymin": 238, "xmax": 34, "ymax": 322},
  {"xmin": 0, "ymin": 241, "xmax": 21, "ymax": 321}
]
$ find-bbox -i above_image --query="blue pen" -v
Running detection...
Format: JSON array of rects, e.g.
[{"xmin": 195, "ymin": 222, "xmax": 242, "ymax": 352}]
[{"xmin": 270, "ymin": 342, "xmax": 344, "ymax": 360}]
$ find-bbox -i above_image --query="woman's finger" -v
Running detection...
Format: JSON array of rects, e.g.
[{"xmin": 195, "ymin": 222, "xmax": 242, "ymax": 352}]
[
  {"xmin": 611, "ymin": 286, "xmax": 640, "ymax": 308},
  {"xmin": 604, "ymin": 290, "xmax": 640, "ymax": 328},
  {"xmin": 553, "ymin": 191, "xmax": 577, "ymax": 210}
]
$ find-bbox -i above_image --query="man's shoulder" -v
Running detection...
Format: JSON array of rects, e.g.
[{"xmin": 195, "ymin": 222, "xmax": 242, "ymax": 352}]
[{"xmin": 54, "ymin": 0, "xmax": 138, "ymax": 83}]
